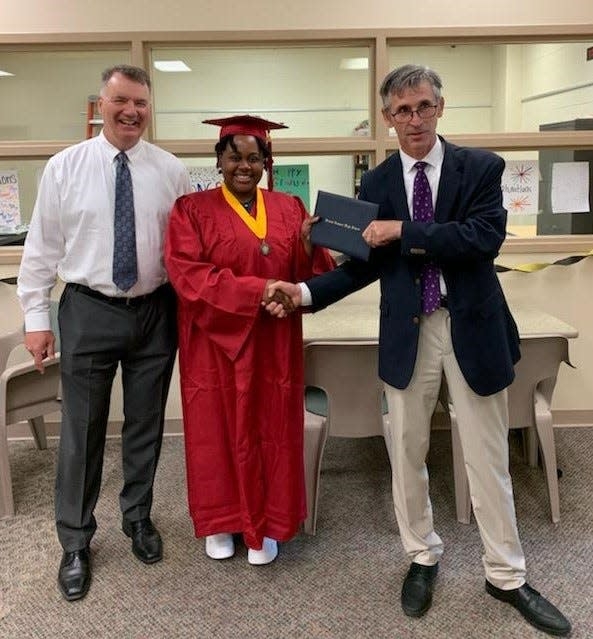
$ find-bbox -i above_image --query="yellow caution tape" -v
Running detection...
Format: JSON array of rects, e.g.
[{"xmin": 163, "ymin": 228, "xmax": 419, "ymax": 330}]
[{"xmin": 496, "ymin": 248, "xmax": 593, "ymax": 273}]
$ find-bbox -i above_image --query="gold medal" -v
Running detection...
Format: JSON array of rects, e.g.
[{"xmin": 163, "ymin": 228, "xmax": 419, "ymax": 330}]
[{"xmin": 221, "ymin": 185, "xmax": 270, "ymax": 257}]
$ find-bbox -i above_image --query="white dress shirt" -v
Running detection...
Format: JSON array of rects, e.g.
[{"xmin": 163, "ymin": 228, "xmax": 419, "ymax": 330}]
[
  {"xmin": 401, "ymin": 138, "xmax": 446, "ymax": 297},
  {"xmin": 18, "ymin": 131, "xmax": 191, "ymax": 331},
  {"xmin": 399, "ymin": 137, "xmax": 443, "ymax": 216}
]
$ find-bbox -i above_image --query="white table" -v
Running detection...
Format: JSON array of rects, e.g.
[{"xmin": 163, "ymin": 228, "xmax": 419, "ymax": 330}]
[
  {"xmin": 302, "ymin": 281, "xmax": 578, "ymax": 523},
  {"xmin": 303, "ymin": 282, "xmax": 577, "ymax": 343}
]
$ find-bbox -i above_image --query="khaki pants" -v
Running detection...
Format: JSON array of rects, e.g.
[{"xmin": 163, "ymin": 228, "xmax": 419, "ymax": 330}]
[{"xmin": 383, "ymin": 307, "xmax": 526, "ymax": 589}]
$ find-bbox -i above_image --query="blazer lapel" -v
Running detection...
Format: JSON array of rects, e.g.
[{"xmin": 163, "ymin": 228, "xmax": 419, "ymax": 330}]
[
  {"xmin": 435, "ymin": 139, "xmax": 461, "ymax": 222},
  {"xmin": 387, "ymin": 153, "xmax": 411, "ymax": 221}
]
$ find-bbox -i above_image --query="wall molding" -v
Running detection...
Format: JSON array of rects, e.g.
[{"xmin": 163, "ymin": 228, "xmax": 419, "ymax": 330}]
[{"xmin": 2, "ymin": 24, "xmax": 593, "ymax": 45}]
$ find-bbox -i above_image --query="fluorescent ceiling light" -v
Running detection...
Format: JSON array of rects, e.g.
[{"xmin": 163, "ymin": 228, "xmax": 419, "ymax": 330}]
[
  {"xmin": 0, "ymin": 70, "xmax": 15, "ymax": 77},
  {"xmin": 154, "ymin": 60, "xmax": 191, "ymax": 72},
  {"xmin": 339, "ymin": 57, "xmax": 368, "ymax": 70}
]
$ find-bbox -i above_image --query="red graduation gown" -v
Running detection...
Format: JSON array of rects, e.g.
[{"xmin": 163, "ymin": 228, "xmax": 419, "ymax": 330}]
[{"xmin": 165, "ymin": 187, "xmax": 334, "ymax": 549}]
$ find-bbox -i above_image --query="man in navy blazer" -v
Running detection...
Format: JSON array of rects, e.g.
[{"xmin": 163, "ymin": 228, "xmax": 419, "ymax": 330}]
[
  {"xmin": 310, "ymin": 140, "xmax": 521, "ymax": 398},
  {"xmin": 267, "ymin": 65, "xmax": 570, "ymax": 637}
]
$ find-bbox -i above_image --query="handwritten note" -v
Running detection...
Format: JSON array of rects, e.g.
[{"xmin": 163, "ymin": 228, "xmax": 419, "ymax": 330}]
[
  {"xmin": 272, "ymin": 165, "xmax": 310, "ymax": 209},
  {"xmin": 188, "ymin": 167, "xmax": 222, "ymax": 192},
  {"xmin": 551, "ymin": 162, "xmax": 590, "ymax": 213},
  {"xmin": 0, "ymin": 170, "xmax": 21, "ymax": 229},
  {"xmin": 501, "ymin": 160, "xmax": 539, "ymax": 215}
]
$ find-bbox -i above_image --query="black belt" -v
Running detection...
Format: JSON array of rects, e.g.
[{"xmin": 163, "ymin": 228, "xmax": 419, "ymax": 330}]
[
  {"xmin": 67, "ymin": 283, "xmax": 159, "ymax": 307},
  {"xmin": 440, "ymin": 296, "xmax": 449, "ymax": 309}
]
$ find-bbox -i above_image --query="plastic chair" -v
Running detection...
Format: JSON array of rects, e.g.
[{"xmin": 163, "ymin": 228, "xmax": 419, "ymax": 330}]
[
  {"xmin": 301, "ymin": 341, "xmax": 384, "ymax": 534},
  {"xmin": 302, "ymin": 411, "xmax": 328, "ymax": 534},
  {"xmin": 449, "ymin": 336, "xmax": 571, "ymax": 525},
  {"xmin": 304, "ymin": 340, "xmax": 384, "ymax": 438},
  {"xmin": 0, "ymin": 356, "xmax": 62, "ymax": 518}
]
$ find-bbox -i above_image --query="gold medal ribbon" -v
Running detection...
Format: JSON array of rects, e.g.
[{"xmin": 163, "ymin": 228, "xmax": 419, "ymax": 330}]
[{"xmin": 221, "ymin": 183, "xmax": 267, "ymax": 240}]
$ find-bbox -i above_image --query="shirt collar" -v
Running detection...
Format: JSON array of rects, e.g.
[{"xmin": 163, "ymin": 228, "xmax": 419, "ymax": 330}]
[
  {"xmin": 98, "ymin": 130, "xmax": 144, "ymax": 163},
  {"xmin": 400, "ymin": 136, "xmax": 444, "ymax": 174}
]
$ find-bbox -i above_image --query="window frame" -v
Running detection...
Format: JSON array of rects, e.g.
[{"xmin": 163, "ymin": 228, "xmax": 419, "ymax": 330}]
[{"xmin": 1, "ymin": 26, "xmax": 592, "ymax": 264}]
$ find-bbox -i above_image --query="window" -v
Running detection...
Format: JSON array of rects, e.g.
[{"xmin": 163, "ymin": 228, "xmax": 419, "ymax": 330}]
[
  {"xmin": 0, "ymin": 49, "xmax": 130, "ymax": 141},
  {"xmin": 387, "ymin": 42, "xmax": 593, "ymax": 134},
  {"xmin": 2, "ymin": 32, "xmax": 592, "ymax": 245},
  {"xmin": 150, "ymin": 45, "xmax": 371, "ymax": 139}
]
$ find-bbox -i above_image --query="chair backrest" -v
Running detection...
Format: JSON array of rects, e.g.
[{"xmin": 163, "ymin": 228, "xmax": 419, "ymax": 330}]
[
  {"xmin": 304, "ymin": 340, "xmax": 383, "ymax": 438},
  {"xmin": 20, "ymin": 299, "xmax": 60, "ymax": 351},
  {"xmin": 507, "ymin": 337, "xmax": 569, "ymax": 428},
  {"xmin": 0, "ymin": 357, "xmax": 62, "ymax": 428}
]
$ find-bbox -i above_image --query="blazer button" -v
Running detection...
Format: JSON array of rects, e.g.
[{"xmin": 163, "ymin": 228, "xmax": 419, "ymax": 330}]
[
  {"xmin": 415, "ymin": 278, "xmax": 421, "ymax": 286},
  {"xmin": 413, "ymin": 316, "xmax": 420, "ymax": 324}
]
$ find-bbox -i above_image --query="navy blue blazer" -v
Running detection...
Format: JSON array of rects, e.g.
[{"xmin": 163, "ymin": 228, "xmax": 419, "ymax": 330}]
[{"xmin": 307, "ymin": 138, "xmax": 520, "ymax": 397}]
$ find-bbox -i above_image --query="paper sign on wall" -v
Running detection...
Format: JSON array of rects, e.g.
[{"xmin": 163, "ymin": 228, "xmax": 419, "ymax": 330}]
[
  {"xmin": 272, "ymin": 164, "xmax": 310, "ymax": 210},
  {"xmin": 0, "ymin": 170, "xmax": 21, "ymax": 229},
  {"xmin": 501, "ymin": 160, "xmax": 539, "ymax": 215},
  {"xmin": 551, "ymin": 162, "xmax": 590, "ymax": 213},
  {"xmin": 188, "ymin": 167, "xmax": 222, "ymax": 192}
]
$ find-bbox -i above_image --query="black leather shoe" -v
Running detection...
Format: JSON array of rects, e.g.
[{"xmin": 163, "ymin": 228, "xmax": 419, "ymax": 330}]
[
  {"xmin": 57, "ymin": 547, "xmax": 91, "ymax": 602},
  {"xmin": 122, "ymin": 518, "xmax": 163, "ymax": 564},
  {"xmin": 401, "ymin": 562, "xmax": 439, "ymax": 617},
  {"xmin": 486, "ymin": 581, "xmax": 571, "ymax": 637}
]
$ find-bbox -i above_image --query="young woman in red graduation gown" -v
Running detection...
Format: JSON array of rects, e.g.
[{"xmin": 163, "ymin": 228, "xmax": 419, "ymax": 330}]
[{"xmin": 164, "ymin": 116, "xmax": 334, "ymax": 564}]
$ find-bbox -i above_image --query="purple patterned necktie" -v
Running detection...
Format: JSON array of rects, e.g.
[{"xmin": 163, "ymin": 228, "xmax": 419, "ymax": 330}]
[
  {"xmin": 112, "ymin": 152, "xmax": 138, "ymax": 291},
  {"xmin": 413, "ymin": 161, "xmax": 440, "ymax": 314}
]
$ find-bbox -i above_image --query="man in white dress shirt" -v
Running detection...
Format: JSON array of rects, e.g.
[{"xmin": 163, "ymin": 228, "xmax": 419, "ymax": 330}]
[{"xmin": 17, "ymin": 65, "xmax": 190, "ymax": 601}]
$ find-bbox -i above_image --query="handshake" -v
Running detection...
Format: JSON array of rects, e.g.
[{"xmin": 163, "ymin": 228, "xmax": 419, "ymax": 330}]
[{"xmin": 262, "ymin": 280, "xmax": 303, "ymax": 318}]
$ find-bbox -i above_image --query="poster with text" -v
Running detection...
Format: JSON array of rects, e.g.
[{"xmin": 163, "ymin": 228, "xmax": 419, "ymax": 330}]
[
  {"xmin": 501, "ymin": 160, "xmax": 539, "ymax": 215},
  {"xmin": 0, "ymin": 170, "xmax": 21, "ymax": 228},
  {"xmin": 273, "ymin": 164, "xmax": 310, "ymax": 210}
]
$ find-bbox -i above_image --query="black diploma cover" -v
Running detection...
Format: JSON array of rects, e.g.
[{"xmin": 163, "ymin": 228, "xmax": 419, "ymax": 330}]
[{"xmin": 311, "ymin": 191, "xmax": 379, "ymax": 261}]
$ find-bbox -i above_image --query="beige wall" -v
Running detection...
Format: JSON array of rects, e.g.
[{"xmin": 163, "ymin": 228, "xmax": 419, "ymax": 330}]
[
  {"xmin": 4, "ymin": 253, "xmax": 593, "ymax": 430},
  {"xmin": 3, "ymin": 0, "xmax": 593, "ymax": 33},
  {"xmin": 3, "ymin": 2, "xmax": 593, "ymax": 431}
]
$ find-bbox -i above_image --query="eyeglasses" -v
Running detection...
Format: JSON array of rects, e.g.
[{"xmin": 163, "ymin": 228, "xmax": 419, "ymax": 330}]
[{"xmin": 390, "ymin": 104, "xmax": 438, "ymax": 123}]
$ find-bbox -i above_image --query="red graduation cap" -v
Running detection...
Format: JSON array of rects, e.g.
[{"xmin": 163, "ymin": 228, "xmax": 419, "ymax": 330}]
[
  {"xmin": 203, "ymin": 115, "xmax": 288, "ymax": 190},
  {"xmin": 203, "ymin": 114, "xmax": 287, "ymax": 140}
]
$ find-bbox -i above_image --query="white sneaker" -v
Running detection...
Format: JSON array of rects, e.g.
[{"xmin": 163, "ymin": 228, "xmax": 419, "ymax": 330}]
[
  {"xmin": 205, "ymin": 533, "xmax": 235, "ymax": 560},
  {"xmin": 247, "ymin": 537, "xmax": 278, "ymax": 565}
]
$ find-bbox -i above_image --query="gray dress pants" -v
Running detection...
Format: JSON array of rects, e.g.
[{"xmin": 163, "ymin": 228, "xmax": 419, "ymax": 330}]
[{"xmin": 55, "ymin": 283, "xmax": 177, "ymax": 551}]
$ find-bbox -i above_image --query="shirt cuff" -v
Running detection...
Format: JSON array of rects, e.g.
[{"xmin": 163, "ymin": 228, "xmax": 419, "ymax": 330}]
[
  {"xmin": 299, "ymin": 282, "xmax": 312, "ymax": 307},
  {"xmin": 24, "ymin": 312, "xmax": 52, "ymax": 332}
]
